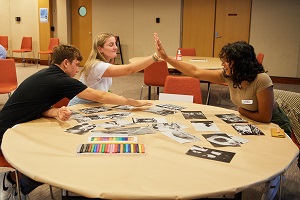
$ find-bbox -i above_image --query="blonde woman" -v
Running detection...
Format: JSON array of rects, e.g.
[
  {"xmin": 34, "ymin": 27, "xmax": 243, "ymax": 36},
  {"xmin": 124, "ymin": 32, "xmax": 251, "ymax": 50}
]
[{"xmin": 68, "ymin": 33, "xmax": 160, "ymax": 106}]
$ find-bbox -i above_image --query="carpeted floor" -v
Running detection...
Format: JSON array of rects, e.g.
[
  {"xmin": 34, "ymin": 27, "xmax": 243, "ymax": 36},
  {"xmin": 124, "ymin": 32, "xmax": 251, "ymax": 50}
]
[{"xmin": 0, "ymin": 63, "xmax": 299, "ymax": 200}]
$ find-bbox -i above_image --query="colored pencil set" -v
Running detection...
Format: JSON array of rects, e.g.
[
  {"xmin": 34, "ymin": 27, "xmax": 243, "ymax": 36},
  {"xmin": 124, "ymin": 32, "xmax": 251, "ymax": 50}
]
[
  {"xmin": 88, "ymin": 136, "xmax": 137, "ymax": 143},
  {"xmin": 77, "ymin": 143, "xmax": 145, "ymax": 154}
]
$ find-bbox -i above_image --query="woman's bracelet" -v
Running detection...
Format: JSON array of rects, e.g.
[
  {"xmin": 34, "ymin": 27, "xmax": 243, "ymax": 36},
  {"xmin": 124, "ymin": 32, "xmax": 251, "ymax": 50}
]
[{"xmin": 152, "ymin": 52, "xmax": 160, "ymax": 62}]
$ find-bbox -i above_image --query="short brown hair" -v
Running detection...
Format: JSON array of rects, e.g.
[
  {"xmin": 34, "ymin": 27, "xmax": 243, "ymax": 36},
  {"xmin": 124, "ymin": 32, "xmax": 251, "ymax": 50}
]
[{"xmin": 52, "ymin": 45, "xmax": 83, "ymax": 65}]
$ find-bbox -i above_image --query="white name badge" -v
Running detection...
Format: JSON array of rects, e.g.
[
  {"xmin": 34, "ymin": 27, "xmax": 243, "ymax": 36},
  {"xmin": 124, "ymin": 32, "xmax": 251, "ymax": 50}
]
[{"xmin": 242, "ymin": 100, "xmax": 253, "ymax": 104}]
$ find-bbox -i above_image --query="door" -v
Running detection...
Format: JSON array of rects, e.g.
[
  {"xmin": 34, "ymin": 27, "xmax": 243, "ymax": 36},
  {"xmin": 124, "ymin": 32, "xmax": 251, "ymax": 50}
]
[
  {"xmin": 182, "ymin": 0, "xmax": 251, "ymax": 57},
  {"xmin": 182, "ymin": 0, "xmax": 215, "ymax": 57},
  {"xmin": 214, "ymin": 0, "xmax": 251, "ymax": 57},
  {"xmin": 71, "ymin": 0, "xmax": 92, "ymax": 66}
]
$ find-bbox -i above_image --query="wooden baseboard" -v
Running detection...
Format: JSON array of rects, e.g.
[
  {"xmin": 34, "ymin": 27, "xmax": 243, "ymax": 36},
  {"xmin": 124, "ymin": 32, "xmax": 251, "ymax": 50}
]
[{"xmin": 270, "ymin": 76, "xmax": 300, "ymax": 85}]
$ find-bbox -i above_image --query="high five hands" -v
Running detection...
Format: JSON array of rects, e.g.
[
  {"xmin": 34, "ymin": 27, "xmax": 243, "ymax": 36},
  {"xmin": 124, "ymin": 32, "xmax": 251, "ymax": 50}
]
[{"xmin": 154, "ymin": 33, "xmax": 168, "ymax": 60}]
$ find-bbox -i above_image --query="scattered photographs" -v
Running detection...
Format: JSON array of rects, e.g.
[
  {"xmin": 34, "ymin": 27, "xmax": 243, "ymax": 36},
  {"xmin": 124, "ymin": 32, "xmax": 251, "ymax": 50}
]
[
  {"xmin": 215, "ymin": 113, "xmax": 248, "ymax": 123},
  {"xmin": 132, "ymin": 117, "xmax": 167, "ymax": 124},
  {"xmin": 73, "ymin": 115, "xmax": 109, "ymax": 123},
  {"xmin": 91, "ymin": 126, "xmax": 156, "ymax": 136},
  {"xmin": 202, "ymin": 133, "xmax": 240, "ymax": 147},
  {"xmin": 144, "ymin": 106, "xmax": 176, "ymax": 116},
  {"xmin": 79, "ymin": 106, "xmax": 111, "ymax": 114},
  {"xmin": 156, "ymin": 104, "xmax": 186, "ymax": 111},
  {"xmin": 151, "ymin": 122, "xmax": 188, "ymax": 132},
  {"xmin": 190, "ymin": 121, "xmax": 220, "ymax": 132},
  {"xmin": 97, "ymin": 120, "xmax": 133, "ymax": 129},
  {"xmin": 231, "ymin": 124, "xmax": 264, "ymax": 135},
  {"xmin": 111, "ymin": 105, "xmax": 136, "ymax": 110},
  {"xmin": 161, "ymin": 129, "xmax": 200, "ymax": 144},
  {"xmin": 106, "ymin": 112, "xmax": 133, "ymax": 120},
  {"xmin": 65, "ymin": 123, "xmax": 96, "ymax": 134},
  {"xmin": 181, "ymin": 111, "xmax": 207, "ymax": 119},
  {"xmin": 186, "ymin": 145, "xmax": 235, "ymax": 163}
]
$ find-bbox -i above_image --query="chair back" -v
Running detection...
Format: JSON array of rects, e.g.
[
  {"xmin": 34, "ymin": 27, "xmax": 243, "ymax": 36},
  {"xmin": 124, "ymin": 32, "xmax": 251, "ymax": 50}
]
[
  {"xmin": 177, "ymin": 48, "xmax": 196, "ymax": 56},
  {"xmin": 0, "ymin": 36, "xmax": 9, "ymax": 50},
  {"xmin": 20, "ymin": 37, "xmax": 32, "ymax": 51},
  {"xmin": 257, "ymin": 53, "xmax": 264, "ymax": 64},
  {"xmin": 0, "ymin": 59, "xmax": 18, "ymax": 94},
  {"xmin": 164, "ymin": 75, "xmax": 202, "ymax": 104},
  {"xmin": 144, "ymin": 60, "xmax": 169, "ymax": 86},
  {"xmin": 48, "ymin": 38, "xmax": 59, "ymax": 51},
  {"xmin": 52, "ymin": 97, "xmax": 70, "ymax": 108}
]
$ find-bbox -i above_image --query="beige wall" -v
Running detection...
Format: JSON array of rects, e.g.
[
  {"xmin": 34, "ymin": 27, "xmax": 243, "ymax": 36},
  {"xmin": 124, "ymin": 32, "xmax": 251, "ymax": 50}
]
[
  {"xmin": 0, "ymin": 0, "xmax": 39, "ymax": 58},
  {"xmin": 1, "ymin": 0, "xmax": 300, "ymax": 78},
  {"xmin": 250, "ymin": 0, "xmax": 300, "ymax": 77},
  {"xmin": 92, "ymin": 0, "xmax": 181, "ymax": 64}
]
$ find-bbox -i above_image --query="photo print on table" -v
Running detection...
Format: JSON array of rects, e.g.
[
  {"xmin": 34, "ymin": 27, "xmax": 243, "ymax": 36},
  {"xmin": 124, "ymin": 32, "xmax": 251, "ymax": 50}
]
[
  {"xmin": 190, "ymin": 121, "xmax": 220, "ymax": 132},
  {"xmin": 97, "ymin": 119, "xmax": 133, "ymax": 129},
  {"xmin": 73, "ymin": 115, "xmax": 109, "ymax": 123},
  {"xmin": 132, "ymin": 117, "xmax": 167, "ymax": 124},
  {"xmin": 79, "ymin": 106, "xmax": 112, "ymax": 114},
  {"xmin": 215, "ymin": 113, "xmax": 248, "ymax": 123},
  {"xmin": 144, "ymin": 106, "xmax": 176, "ymax": 116},
  {"xmin": 106, "ymin": 112, "xmax": 133, "ymax": 120},
  {"xmin": 161, "ymin": 129, "xmax": 200, "ymax": 144},
  {"xmin": 181, "ymin": 111, "xmax": 207, "ymax": 119},
  {"xmin": 151, "ymin": 122, "xmax": 188, "ymax": 132},
  {"xmin": 111, "ymin": 105, "xmax": 136, "ymax": 110},
  {"xmin": 65, "ymin": 123, "xmax": 96, "ymax": 135},
  {"xmin": 186, "ymin": 145, "xmax": 236, "ymax": 163},
  {"xmin": 231, "ymin": 124, "xmax": 264, "ymax": 135},
  {"xmin": 91, "ymin": 126, "xmax": 156, "ymax": 136},
  {"xmin": 202, "ymin": 133, "xmax": 241, "ymax": 147},
  {"xmin": 156, "ymin": 104, "xmax": 186, "ymax": 111}
]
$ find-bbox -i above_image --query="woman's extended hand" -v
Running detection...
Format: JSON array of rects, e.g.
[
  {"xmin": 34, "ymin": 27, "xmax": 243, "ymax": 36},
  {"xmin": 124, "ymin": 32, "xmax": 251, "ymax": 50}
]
[{"xmin": 154, "ymin": 33, "xmax": 168, "ymax": 60}]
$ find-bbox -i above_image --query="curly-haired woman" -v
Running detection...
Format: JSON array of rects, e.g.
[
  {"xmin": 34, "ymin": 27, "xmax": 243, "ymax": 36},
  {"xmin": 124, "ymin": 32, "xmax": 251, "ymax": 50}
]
[{"xmin": 154, "ymin": 33, "xmax": 292, "ymax": 200}]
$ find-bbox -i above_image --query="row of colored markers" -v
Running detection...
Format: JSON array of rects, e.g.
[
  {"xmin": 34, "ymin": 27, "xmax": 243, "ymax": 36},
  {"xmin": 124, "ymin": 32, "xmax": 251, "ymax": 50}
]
[{"xmin": 77, "ymin": 143, "xmax": 145, "ymax": 154}]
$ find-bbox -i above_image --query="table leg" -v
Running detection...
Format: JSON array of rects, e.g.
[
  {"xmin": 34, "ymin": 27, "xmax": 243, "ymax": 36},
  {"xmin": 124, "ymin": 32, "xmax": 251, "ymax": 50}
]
[{"xmin": 206, "ymin": 82, "xmax": 211, "ymax": 105}]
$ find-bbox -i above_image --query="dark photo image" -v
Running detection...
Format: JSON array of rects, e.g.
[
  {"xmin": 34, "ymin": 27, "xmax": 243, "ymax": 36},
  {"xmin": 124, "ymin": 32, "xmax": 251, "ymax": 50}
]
[
  {"xmin": 186, "ymin": 145, "xmax": 235, "ymax": 163},
  {"xmin": 215, "ymin": 113, "xmax": 248, "ymax": 123},
  {"xmin": 181, "ymin": 111, "xmax": 207, "ymax": 119}
]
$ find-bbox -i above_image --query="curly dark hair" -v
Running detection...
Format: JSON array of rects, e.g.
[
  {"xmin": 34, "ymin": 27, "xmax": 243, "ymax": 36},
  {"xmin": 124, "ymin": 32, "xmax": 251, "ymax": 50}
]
[{"xmin": 219, "ymin": 41, "xmax": 265, "ymax": 88}]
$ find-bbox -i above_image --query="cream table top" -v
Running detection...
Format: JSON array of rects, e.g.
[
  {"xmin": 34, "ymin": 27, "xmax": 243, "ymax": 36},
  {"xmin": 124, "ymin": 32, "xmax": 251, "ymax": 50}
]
[{"xmin": 2, "ymin": 101, "xmax": 298, "ymax": 199}]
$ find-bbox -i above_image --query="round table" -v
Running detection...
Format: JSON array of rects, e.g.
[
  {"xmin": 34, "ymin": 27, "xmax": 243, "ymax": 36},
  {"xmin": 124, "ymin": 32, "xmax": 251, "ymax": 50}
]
[{"xmin": 2, "ymin": 101, "xmax": 298, "ymax": 199}]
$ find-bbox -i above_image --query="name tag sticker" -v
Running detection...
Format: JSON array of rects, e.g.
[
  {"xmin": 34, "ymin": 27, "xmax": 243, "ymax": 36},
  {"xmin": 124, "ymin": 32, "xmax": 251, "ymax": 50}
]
[{"xmin": 242, "ymin": 100, "xmax": 253, "ymax": 104}]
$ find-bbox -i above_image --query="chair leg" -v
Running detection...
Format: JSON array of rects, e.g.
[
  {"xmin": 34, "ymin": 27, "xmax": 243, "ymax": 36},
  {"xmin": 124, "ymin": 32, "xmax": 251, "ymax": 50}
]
[
  {"xmin": 49, "ymin": 185, "xmax": 54, "ymax": 199},
  {"xmin": 148, "ymin": 86, "xmax": 151, "ymax": 100},
  {"xmin": 206, "ymin": 82, "xmax": 211, "ymax": 105},
  {"xmin": 140, "ymin": 85, "xmax": 145, "ymax": 100}
]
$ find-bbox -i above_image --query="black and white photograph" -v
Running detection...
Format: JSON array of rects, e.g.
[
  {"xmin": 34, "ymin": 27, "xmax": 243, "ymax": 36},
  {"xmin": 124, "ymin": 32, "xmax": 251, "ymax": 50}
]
[
  {"xmin": 215, "ymin": 113, "xmax": 248, "ymax": 123},
  {"xmin": 65, "ymin": 123, "xmax": 96, "ymax": 135},
  {"xmin": 156, "ymin": 104, "xmax": 186, "ymax": 111},
  {"xmin": 106, "ymin": 112, "xmax": 133, "ymax": 119},
  {"xmin": 91, "ymin": 126, "xmax": 156, "ymax": 136},
  {"xmin": 132, "ymin": 117, "xmax": 167, "ymax": 124},
  {"xmin": 151, "ymin": 122, "xmax": 187, "ymax": 132},
  {"xmin": 186, "ymin": 145, "xmax": 236, "ymax": 163},
  {"xmin": 202, "ymin": 133, "xmax": 241, "ymax": 147},
  {"xmin": 79, "ymin": 106, "xmax": 111, "ymax": 114},
  {"xmin": 190, "ymin": 121, "xmax": 220, "ymax": 132},
  {"xmin": 161, "ymin": 129, "xmax": 200, "ymax": 144},
  {"xmin": 73, "ymin": 114, "xmax": 109, "ymax": 123},
  {"xmin": 70, "ymin": 110, "xmax": 83, "ymax": 119},
  {"xmin": 144, "ymin": 106, "xmax": 176, "ymax": 116},
  {"xmin": 111, "ymin": 105, "xmax": 136, "ymax": 110},
  {"xmin": 97, "ymin": 119, "xmax": 133, "ymax": 129},
  {"xmin": 231, "ymin": 124, "xmax": 264, "ymax": 135},
  {"xmin": 181, "ymin": 111, "xmax": 207, "ymax": 119}
]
